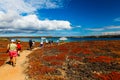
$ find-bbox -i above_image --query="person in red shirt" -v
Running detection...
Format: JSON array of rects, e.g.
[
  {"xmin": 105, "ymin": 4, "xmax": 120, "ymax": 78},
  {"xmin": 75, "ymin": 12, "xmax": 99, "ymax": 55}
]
[{"xmin": 17, "ymin": 41, "xmax": 21, "ymax": 56}]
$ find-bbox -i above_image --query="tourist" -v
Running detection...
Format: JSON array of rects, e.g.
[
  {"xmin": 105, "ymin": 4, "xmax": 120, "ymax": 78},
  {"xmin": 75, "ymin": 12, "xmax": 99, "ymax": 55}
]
[
  {"xmin": 29, "ymin": 39, "xmax": 33, "ymax": 50},
  {"xmin": 51, "ymin": 40, "xmax": 54, "ymax": 46},
  {"xmin": 56, "ymin": 40, "xmax": 59, "ymax": 45},
  {"xmin": 48, "ymin": 40, "xmax": 52, "ymax": 46},
  {"xmin": 48, "ymin": 40, "xmax": 51, "ymax": 45},
  {"xmin": 16, "ymin": 40, "xmax": 21, "ymax": 56},
  {"xmin": 40, "ymin": 40, "xmax": 43, "ymax": 47},
  {"xmin": 45, "ymin": 39, "xmax": 48, "ymax": 46},
  {"xmin": 7, "ymin": 39, "xmax": 18, "ymax": 67},
  {"xmin": 32, "ymin": 41, "xmax": 35, "ymax": 49}
]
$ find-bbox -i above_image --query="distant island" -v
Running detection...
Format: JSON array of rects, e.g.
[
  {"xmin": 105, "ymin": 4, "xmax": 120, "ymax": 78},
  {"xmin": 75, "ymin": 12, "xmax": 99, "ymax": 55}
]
[{"xmin": 80, "ymin": 34, "xmax": 120, "ymax": 38}]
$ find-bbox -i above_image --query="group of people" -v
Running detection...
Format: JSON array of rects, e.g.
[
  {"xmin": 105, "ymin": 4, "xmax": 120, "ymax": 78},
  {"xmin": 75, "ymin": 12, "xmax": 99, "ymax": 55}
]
[
  {"xmin": 7, "ymin": 39, "xmax": 21, "ymax": 67},
  {"xmin": 40, "ymin": 39, "xmax": 59, "ymax": 47},
  {"xmin": 7, "ymin": 38, "xmax": 60, "ymax": 67},
  {"xmin": 40, "ymin": 39, "xmax": 55, "ymax": 47},
  {"xmin": 29, "ymin": 39, "xmax": 47, "ymax": 49}
]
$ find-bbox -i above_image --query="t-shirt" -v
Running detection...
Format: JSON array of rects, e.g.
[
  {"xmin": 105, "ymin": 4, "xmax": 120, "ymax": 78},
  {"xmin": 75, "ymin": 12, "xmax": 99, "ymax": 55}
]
[
  {"xmin": 17, "ymin": 43, "xmax": 21, "ymax": 49},
  {"xmin": 9, "ymin": 43, "xmax": 17, "ymax": 51}
]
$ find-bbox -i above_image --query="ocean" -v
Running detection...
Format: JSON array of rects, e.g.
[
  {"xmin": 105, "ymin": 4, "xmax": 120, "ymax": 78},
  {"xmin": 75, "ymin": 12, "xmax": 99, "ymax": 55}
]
[{"xmin": 11, "ymin": 37, "xmax": 120, "ymax": 42}]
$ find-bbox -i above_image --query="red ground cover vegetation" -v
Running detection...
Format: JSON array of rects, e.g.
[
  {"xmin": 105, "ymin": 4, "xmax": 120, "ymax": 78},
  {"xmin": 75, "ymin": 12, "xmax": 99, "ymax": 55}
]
[
  {"xmin": 27, "ymin": 40, "xmax": 120, "ymax": 80},
  {"xmin": 94, "ymin": 71, "xmax": 120, "ymax": 80},
  {"xmin": 88, "ymin": 56, "xmax": 115, "ymax": 63},
  {"xmin": 0, "ymin": 40, "xmax": 9, "ymax": 66}
]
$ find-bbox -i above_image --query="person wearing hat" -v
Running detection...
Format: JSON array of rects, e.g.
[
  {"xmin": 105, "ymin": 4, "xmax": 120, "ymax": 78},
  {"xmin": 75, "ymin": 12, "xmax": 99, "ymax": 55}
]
[{"xmin": 7, "ymin": 39, "xmax": 18, "ymax": 67}]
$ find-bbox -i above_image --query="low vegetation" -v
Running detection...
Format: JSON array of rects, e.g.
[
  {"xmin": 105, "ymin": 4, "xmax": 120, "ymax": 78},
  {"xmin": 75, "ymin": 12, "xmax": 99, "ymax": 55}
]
[{"xmin": 27, "ymin": 40, "xmax": 120, "ymax": 80}]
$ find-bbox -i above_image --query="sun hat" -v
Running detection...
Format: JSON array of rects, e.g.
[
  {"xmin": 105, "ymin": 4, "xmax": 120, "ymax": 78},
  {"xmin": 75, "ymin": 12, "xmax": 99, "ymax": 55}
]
[{"xmin": 11, "ymin": 39, "xmax": 15, "ymax": 42}]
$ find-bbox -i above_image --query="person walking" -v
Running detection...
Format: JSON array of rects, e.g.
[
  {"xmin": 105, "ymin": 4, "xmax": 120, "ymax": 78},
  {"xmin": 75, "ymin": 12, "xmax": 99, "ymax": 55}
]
[
  {"xmin": 17, "ymin": 40, "xmax": 21, "ymax": 56},
  {"xmin": 45, "ymin": 39, "xmax": 48, "ymax": 47},
  {"xmin": 56, "ymin": 40, "xmax": 59, "ymax": 45},
  {"xmin": 40, "ymin": 40, "xmax": 43, "ymax": 47},
  {"xmin": 32, "ymin": 41, "xmax": 35, "ymax": 49},
  {"xmin": 7, "ymin": 39, "xmax": 18, "ymax": 67},
  {"xmin": 29, "ymin": 39, "xmax": 33, "ymax": 50}
]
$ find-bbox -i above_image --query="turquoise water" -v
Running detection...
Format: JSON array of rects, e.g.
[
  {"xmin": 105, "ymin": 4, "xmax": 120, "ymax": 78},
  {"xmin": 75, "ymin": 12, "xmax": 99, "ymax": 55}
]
[{"xmin": 11, "ymin": 37, "xmax": 120, "ymax": 42}]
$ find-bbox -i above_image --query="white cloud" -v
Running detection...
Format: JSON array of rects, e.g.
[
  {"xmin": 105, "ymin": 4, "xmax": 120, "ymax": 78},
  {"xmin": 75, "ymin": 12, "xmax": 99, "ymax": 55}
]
[
  {"xmin": 76, "ymin": 26, "xmax": 81, "ymax": 28},
  {"xmin": 105, "ymin": 25, "xmax": 120, "ymax": 29},
  {"xmin": 0, "ymin": 14, "xmax": 72, "ymax": 33},
  {"xmin": 85, "ymin": 25, "xmax": 120, "ymax": 32},
  {"xmin": 12, "ymin": 15, "xmax": 71, "ymax": 30},
  {"xmin": 0, "ymin": 0, "xmax": 35, "ymax": 14},
  {"xmin": 102, "ymin": 31, "xmax": 120, "ymax": 35},
  {"xmin": 0, "ymin": 0, "xmax": 72, "ymax": 34},
  {"xmin": 85, "ymin": 26, "xmax": 120, "ymax": 36},
  {"xmin": 114, "ymin": 17, "xmax": 120, "ymax": 22},
  {"xmin": 26, "ymin": 0, "xmax": 63, "ymax": 9},
  {"xmin": 0, "ymin": 0, "xmax": 63, "ymax": 14},
  {"xmin": 85, "ymin": 28, "xmax": 104, "ymax": 31}
]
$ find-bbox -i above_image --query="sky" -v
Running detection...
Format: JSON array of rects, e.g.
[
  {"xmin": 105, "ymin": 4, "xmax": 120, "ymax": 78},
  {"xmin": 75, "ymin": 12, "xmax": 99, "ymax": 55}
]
[{"xmin": 0, "ymin": 0, "xmax": 120, "ymax": 36}]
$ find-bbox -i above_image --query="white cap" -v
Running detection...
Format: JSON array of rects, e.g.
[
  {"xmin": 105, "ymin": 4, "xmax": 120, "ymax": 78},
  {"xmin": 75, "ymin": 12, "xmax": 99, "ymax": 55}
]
[{"xmin": 11, "ymin": 39, "xmax": 15, "ymax": 42}]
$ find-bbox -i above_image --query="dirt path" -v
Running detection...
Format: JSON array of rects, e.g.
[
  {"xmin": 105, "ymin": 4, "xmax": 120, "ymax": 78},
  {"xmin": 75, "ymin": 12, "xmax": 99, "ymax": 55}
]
[{"xmin": 0, "ymin": 49, "xmax": 37, "ymax": 80}]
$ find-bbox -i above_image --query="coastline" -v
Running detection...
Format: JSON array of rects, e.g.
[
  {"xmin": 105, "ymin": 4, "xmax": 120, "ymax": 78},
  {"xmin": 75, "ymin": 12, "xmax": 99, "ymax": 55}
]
[
  {"xmin": 0, "ymin": 34, "xmax": 120, "ymax": 38},
  {"xmin": 0, "ymin": 36, "xmax": 120, "ymax": 43}
]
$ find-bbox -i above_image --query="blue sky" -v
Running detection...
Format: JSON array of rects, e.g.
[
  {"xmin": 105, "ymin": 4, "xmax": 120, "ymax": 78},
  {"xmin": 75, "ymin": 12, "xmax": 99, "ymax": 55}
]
[{"xmin": 0, "ymin": 0, "xmax": 120, "ymax": 36}]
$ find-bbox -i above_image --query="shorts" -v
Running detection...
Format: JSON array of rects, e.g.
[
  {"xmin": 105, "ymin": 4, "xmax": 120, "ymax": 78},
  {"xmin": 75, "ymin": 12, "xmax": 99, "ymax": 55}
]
[
  {"xmin": 9, "ymin": 51, "xmax": 18, "ymax": 57},
  {"xmin": 17, "ymin": 48, "xmax": 21, "ymax": 51}
]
